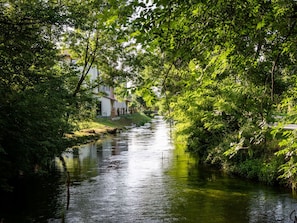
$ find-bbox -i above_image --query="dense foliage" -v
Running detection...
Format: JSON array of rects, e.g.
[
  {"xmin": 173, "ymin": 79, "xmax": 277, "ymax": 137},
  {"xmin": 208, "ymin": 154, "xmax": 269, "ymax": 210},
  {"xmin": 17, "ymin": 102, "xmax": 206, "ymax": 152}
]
[
  {"xmin": 0, "ymin": 1, "xmax": 72, "ymax": 190},
  {"xmin": 1, "ymin": 0, "xmax": 297, "ymax": 190},
  {"xmin": 0, "ymin": 0, "xmax": 132, "ymax": 191},
  {"xmin": 126, "ymin": 0, "xmax": 297, "ymax": 188}
]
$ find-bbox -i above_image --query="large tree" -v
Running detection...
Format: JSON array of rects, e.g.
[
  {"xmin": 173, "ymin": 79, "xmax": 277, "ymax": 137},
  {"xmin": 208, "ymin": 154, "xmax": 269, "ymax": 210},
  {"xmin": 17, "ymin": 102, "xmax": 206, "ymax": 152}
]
[
  {"xmin": 0, "ymin": 0, "xmax": 137, "ymax": 190},
  {"xmin": 127, "ymin": 0, "xmax": 297, "ymax": 186},
  {"xmin": 0, "ymin": 0, "xmax": 78, "ymax": 190}
]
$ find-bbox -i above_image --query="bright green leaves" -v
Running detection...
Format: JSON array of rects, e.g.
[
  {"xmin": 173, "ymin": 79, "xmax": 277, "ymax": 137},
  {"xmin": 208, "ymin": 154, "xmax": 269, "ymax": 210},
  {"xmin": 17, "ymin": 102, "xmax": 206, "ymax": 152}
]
[
  {"xmin": 130, "ymin": 30, "xmax": 142, "ymax": 38},
  {"xmin": 61, "ymin": 0, "xmax": 136, "ymax": 98},
  {"xmin": 188, "ymin": 59, "xmax": 197, "ymax": 72},
  {"xmin": 123, "ymin": 0, "xmax": 297, "ymax": 187},
  {"xmin": 256, "ymin": 18, "xmax": 266, "ymax": 30},
  {"xmin": 104, "ymin": 15, "xmax": 119, "ymax": 27}
]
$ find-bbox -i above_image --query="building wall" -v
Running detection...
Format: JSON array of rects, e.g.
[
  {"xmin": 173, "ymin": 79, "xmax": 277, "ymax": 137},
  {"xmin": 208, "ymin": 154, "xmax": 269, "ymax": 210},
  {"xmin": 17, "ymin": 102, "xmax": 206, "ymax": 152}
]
[
  {"xmin": 114, "ymin": 101, "xmax": 128, "ymax": 116},
  {"xmin": 98, "ymin": 83, "xmax": 129, "ymax": 117},
  {"xmin": 100, "ymin": 97, "xmax": 112, "ymax": 117}
]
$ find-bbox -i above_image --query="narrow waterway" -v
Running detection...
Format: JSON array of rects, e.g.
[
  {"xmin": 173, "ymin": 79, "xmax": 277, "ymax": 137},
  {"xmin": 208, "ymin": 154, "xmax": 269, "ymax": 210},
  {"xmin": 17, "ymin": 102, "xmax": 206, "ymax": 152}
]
[{"xmin": 1, "ymin": 116, "xmax": 297, "ymax": 222}]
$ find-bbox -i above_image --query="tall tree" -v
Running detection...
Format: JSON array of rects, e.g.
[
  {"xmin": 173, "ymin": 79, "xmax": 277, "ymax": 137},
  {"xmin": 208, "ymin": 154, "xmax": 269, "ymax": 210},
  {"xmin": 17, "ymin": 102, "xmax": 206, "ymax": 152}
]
[
  {"xmin": 127, "ymin": 0, "xmax": 297, "ymax": 186},
  {"xmin": 0, "ymin": 0, "xmax": 77, "ymax": 190},
  {"xmin": 61, "ymin": 0, "xmax": 134, "ymax": 96},
  {"xmin": 0, "ymin": 0, "xmax": 138, "ymax": 190}
]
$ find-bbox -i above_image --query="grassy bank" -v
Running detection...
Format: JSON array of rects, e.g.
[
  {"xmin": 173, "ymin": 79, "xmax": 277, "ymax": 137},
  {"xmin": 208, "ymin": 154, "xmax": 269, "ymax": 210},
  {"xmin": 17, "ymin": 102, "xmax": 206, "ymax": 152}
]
[{"xmin": 64, "ymin": 112, "xmax": 152, "ymax": 146}]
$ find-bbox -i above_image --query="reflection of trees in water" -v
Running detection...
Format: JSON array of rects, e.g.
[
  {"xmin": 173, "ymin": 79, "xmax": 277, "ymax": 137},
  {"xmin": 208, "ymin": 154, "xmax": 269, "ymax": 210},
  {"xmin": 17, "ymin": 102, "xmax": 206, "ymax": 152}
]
[
  {"xmin": 64, "ymin": 136, "xmax": 129, "ymax": 181},
  {"xmin": 71, "ymin": 147, "xmax": 81, "ymax": 180},
  {"xmin": 0, "ymin": 171, "xmax": 65, "ymax": 222},
  {"xmin": 69, "ymin": 144, "xmax": 99, "ymax": 181}
]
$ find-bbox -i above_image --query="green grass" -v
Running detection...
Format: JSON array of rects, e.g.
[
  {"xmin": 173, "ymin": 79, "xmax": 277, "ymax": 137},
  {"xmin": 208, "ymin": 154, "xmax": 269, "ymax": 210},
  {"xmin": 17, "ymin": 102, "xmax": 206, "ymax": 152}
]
[
  {"xmin": 95, "ymin": 112, "xmax": 152, "ymax": 128},
  {"xmin": 65, "ymin": 113, "xmax": 152, "ymax": 146},
  {"xmin": 77, "ymin": 121, "xmax": 107, "ymax": 129},
  {"xmin": 73, "ymin": 112, "xmax": 152, "ymax": 133}
]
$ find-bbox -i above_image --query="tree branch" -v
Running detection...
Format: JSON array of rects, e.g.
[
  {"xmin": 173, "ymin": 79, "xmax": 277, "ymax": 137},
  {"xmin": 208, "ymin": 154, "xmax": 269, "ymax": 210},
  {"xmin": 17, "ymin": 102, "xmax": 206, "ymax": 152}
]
[
  {"xmin": 72, "ymin": 31, "xmax": 100, "ymax": 97},
  {"xmin": 270, "ymin": 19, "xmax": 297, "ymax": 102}
]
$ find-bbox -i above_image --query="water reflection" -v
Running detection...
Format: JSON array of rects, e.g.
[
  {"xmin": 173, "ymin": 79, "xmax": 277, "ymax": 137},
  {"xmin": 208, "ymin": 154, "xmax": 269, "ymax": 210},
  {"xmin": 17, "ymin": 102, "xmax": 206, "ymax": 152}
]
[
  {"xmin": 167, "ymin": 148, "xmax": 297, "ymax": 223},
  {"xmin": 1, "ymin": 117, "xmax": 297, "ymax": 222},
  {"xmin": 59, "ymin": 117, "xmax": 297, "ymax": 223}
]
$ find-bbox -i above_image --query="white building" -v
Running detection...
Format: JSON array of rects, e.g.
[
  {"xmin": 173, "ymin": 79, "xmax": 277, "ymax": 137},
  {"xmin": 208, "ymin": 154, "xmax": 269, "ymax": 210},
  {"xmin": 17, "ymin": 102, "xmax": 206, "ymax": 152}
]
[
  {"xmin": 62, "ymin": 52, "xmax": 131, "ymax": 118},
  {"xmin": 83, "ymin": 66, "xmax": 130, "ymax": 118}
]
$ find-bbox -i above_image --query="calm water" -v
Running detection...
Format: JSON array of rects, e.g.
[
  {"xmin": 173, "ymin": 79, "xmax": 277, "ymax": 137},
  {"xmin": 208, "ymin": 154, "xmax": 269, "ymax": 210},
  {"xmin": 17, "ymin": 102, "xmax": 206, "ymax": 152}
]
[{"xmin": 1, "ymin": 116, "xmax": 297, "ymax": 223}]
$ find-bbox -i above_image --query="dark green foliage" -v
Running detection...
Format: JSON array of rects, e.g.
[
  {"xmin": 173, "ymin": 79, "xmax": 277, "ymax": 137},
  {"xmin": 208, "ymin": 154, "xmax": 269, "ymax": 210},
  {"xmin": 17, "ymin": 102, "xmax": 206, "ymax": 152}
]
[
  {"xmin": 231, "ymin": 157, "xmax": 281, "ymax": 185},
  {"xmin": 0, "ymin": 0, "xmax": 136, "ymax": 191},
  {"xmin": 0, "ymin": 1, "xmax": 75, "ymax": 190}
]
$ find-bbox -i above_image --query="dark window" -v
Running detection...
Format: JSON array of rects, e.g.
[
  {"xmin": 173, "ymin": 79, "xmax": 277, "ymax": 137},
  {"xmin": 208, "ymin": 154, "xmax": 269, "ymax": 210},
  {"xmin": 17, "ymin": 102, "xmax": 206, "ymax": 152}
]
[{"xmin": 96, "ymin": 101, "xmax": 102, "ymax": 116}]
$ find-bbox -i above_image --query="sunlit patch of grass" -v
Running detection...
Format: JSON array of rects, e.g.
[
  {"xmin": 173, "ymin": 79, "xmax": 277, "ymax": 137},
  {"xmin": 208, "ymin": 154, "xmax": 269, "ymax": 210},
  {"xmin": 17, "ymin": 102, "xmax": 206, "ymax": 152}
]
[
  {"xmin": 78, "ymin": 121, "xmax": 107, "ymax": 129},
  {"xmin": 65, "ymin": 113, "xmax": 152, "ymax": 141},
  {"xmin": 94, "ymin": 117, "xmax": 118, "ymax": 128}
]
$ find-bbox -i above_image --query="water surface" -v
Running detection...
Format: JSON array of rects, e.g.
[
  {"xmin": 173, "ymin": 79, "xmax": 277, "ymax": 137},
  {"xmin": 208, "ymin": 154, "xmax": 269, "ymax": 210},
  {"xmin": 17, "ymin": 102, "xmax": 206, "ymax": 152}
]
[
  {"xmin": 58, "ymin": 117, "xmax": 297, "ymax": 223},
  {"xmin": 1, "ymin": 116, "xmax": 297, "ymax": 223}
]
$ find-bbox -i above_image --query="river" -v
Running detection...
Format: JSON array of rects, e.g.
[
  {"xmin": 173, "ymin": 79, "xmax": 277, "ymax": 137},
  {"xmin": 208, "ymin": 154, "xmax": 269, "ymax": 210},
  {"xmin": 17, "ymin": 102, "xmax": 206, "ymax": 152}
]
[{"xmin": 1, "ymin": 116, "xmax": 297, "ymax": 223}]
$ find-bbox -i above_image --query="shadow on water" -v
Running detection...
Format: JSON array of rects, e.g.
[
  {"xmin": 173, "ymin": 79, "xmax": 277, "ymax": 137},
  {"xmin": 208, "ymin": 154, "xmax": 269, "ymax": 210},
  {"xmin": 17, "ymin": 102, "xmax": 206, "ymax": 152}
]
[
  {"xmin": 1, "ymin": 116, "xmax": 297, "ymax": 223},
  {"xmin": 0, "ymin": 172, "xmax": 65, "ymax": 223},
  {"xmin": 167, "ymin": 146, "xmax": 297, "ymax": 223}
]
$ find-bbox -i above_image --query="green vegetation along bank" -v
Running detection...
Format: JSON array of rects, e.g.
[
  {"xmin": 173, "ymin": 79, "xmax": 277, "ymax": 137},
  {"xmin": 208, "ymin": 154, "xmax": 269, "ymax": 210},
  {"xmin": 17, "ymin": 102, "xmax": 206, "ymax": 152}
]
[
  {"xmin": 65, "ymin": 113, "xmax": 152, "ymax": 147},
  {"xmin": 128, "ymin": 1, "xmax": 297, "ymax": 191}
]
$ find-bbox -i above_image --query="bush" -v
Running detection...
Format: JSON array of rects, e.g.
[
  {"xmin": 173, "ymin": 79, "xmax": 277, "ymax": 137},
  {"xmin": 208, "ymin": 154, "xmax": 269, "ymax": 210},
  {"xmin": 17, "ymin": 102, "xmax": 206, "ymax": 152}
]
[{"xmin": 233, "ymin": 158, "xmax": 280, "ymax": 185}]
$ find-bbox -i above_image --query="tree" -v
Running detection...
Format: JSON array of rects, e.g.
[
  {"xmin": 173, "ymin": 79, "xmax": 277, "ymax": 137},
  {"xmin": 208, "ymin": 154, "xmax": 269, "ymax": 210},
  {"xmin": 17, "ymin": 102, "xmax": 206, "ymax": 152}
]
[
  {"xmin": 61, "ymin": 0, "xmax": 134, "ymax": 95},
  {"xmin": 0, "ymin": 0, "xmax": 76, "ymax": 190},
  {"xmin": 0, "ymin": 0, "xmax": 138, "ymax": 190},
  {"xmin": 127, "ymin": 0, "xmax": 297, "ymax": 186}
]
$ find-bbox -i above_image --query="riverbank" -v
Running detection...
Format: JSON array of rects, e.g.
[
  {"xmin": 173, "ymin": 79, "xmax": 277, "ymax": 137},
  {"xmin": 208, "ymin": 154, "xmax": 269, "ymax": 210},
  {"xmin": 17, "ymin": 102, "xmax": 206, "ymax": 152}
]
[{"xmin": 64, "ymin": 112, "xmax": 152, "ymax": 147}]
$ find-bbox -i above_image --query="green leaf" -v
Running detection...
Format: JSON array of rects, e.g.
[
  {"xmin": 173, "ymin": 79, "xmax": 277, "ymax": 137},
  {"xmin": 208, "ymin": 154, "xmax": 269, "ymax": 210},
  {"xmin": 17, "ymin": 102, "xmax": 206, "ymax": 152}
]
[{"xmin": 256, "ymin": 18, "xmax": 265, "ymax": 30}]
